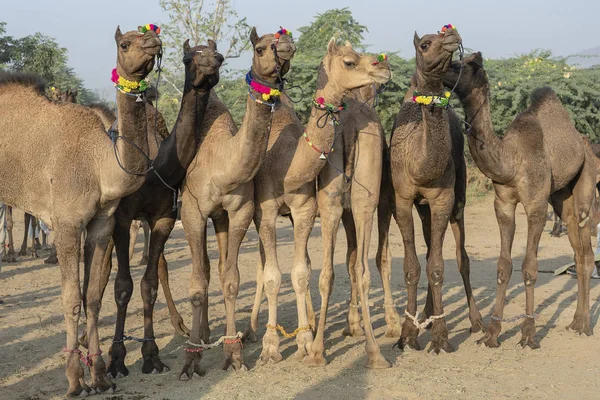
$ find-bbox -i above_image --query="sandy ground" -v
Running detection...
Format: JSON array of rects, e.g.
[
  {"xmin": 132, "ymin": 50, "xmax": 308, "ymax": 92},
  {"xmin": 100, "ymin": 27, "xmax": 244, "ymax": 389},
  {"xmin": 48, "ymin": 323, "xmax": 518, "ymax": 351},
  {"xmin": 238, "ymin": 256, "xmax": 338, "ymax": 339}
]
[{"xmin": 2, "ymin": 194, "xmax": 600, "ymax": 400}]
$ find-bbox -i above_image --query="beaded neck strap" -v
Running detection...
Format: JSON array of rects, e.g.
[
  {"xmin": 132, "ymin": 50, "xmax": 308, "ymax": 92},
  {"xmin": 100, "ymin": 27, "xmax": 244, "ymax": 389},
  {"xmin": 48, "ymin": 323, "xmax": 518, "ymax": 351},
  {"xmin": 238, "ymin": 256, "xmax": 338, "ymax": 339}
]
[
  {"xmin": 313, "ymin": 97, "xmax": 346, "ymax": 127},
  {"xmin": 412, "ymin": 91, "xmax": 451, "ymax": 108},
  {"xmin": 246, "ymin": 71, "xmax": 282, "ymax": 101}
]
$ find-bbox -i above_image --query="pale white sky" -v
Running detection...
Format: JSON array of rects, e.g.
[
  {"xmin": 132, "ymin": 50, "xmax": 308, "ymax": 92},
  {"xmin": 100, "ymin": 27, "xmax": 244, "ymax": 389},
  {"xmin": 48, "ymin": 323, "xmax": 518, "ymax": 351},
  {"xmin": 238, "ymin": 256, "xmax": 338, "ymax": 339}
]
[{"xmin": 3, "ymin": 0, "xmax": 599, "ymax": 97}]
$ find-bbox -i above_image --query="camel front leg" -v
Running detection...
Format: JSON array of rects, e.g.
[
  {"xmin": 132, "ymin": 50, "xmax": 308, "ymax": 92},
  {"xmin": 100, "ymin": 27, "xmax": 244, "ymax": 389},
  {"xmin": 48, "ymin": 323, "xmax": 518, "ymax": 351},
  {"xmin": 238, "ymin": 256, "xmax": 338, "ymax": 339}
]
[
  {"xmin": 219, "ymin": 199, "xmax": 253, "ymax": 371},
  {"xmin": 128, "ymin": 220, "xmax": 141, "ymax": 262},
  {"xmin": 139, "ymin": 217, "xmax": 174, "ymax": 374},
  {"xmin": 84, "ymin": 212, "xmax": 119, "ymax": 393},
  {"xmin": 158, "ymin": 252, "xmax": 189, "ymax": 337},
  {"xmin": 179, "ymin": 200, "xmax": 210, "ymax": 380},
  {"xmin": 19, "ymin": 212, "xmax": 31, "ymax": 257},
  {"xmin": 341, "ymin": 210, "xmax": 363, "ymax": 338},
  {"xmin": 305, "ymin": 187, "xmax": 342, "ymax": 367},
  {"xmin": 245, "ymin": 237, "xmax": 265, "ymax": 343},
  {"xmin": 395, "ymin": 197, "xmax": 421, "ymax": 351},
  {"xmin": 477, "ymin": 192, "xmax": 517, "ymax": 348},
  {"xmin": 256, "ymin": 208, "xmax": 284, "ymax": 365}
]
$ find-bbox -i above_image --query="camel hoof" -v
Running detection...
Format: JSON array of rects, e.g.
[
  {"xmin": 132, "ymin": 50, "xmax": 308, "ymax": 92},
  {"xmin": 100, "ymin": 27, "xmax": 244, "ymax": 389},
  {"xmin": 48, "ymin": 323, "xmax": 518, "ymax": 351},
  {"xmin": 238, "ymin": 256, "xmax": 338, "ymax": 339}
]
[
  {"xmin": 141, "ymin": 341, "xmax": 169, "ymax": 374},
  {"xmin": 2, "ymin": 254, "xmax": 17, "ymax": 263},
  {"xmin": 258, "ymin": 329, "xmax": 282, "ymax": 365},
  {"xmin": 171, "ymin": 315, "xmax": 190, "ymax": 338},
  {"xmin": 223, "ymin": 341, "xmax": 246, "ymax": 372},
  {"xmin": 342, "ymin": 324, "xmax": 365, "ymax": 337},
  {"xmin": 384, "ymin": 323, "xmax": 402, "ymax": 338},
  {"xmin": 44, "ymin": 254, "xmax": 59, "ymax": 264},
  {"xmin": 428, "ymin": 338, "xmax": 454, "ymax": 354},
  {"xmin": 396, "ymin": 336, "xmax": 421, "ymax": 351},
  {"xmin": 365, "ymin": 353, "xmax": 392, "ymax": 369},
  {"xmin": 476, "ymin": 333, "xmax": 500, "ymax": 348},
  {"xmin": 470, "ymin": 318, "xmax": 486, "ymax": 334},
  {"xmin": 18, "ymin": 249, "xmax": 27, "ymax": 257},
  {"xmin": 566, "ymin": 316, "xmax": 592, "ymax": 336},
  {"xmin": 304, "ymin": 352, "xmax": 327, "ymax": 367},
  {"xmin": 91, "ymin": 377, "xmax": 118, "ymax": 394},
  {"xmin": 179, "ymin": 352, "xmax": 205, "ymax": 381}
]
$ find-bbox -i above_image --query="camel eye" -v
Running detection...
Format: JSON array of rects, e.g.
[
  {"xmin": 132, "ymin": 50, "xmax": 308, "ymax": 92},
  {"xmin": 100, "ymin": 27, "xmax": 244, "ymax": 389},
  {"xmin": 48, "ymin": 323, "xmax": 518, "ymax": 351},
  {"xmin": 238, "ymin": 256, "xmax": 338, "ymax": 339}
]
[
  {"xmin": 256, "ymin": 47, "xmax": 265, "ymax": 55},
  {"xmin": 420, "ymin": 43, "xmax": 429, "ymax": 50},
  {"xmin": 120, "ymin": 43, "xmax": 128, "ymax": 50},
  {"xmin": 343, "ymin": 60, "xmax": 356, "ymax": 68}
]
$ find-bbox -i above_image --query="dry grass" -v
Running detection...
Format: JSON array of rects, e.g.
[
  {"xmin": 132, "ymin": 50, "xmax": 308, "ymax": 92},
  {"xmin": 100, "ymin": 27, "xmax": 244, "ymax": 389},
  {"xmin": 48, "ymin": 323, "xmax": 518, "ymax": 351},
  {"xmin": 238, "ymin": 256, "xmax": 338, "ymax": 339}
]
[{"xmin": 466, "ymin": 162, "xmax": 493, "ymax": 200}]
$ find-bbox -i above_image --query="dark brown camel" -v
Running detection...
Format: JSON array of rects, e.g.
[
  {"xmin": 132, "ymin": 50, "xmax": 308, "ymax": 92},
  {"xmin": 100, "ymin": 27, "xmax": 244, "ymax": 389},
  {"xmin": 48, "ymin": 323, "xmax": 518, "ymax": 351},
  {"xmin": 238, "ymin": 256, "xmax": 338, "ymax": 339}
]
[
  {"xmin": 384, "ymin": 27, "xmax": 483, "ymax": 354},
  {"xmin": 444, "ymin": 52, "xmax": 599, "ymax": 348},
  {"xmin": 84, "ymin": 40, "xmax": 224, "ymax": 379}
]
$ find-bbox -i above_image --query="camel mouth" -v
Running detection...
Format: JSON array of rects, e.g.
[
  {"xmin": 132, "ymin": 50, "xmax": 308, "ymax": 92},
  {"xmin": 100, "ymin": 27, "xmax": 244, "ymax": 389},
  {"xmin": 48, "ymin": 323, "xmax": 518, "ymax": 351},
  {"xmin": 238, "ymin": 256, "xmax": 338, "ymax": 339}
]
[{"xmin": 371, "ymin": 70, "xmax": 392, "ymax": 84}]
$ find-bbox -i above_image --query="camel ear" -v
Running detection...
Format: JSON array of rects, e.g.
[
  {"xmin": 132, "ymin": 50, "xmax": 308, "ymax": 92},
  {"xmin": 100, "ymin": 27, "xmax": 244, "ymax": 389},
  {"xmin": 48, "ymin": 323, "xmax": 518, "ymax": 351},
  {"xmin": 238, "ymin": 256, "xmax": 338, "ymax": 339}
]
[
  {"xmin": 183, "ymin": 39, "xmax": 191, "ymax": 54},
  {"xmin": 344, "ymin": 40, "xmax": 352, "ymax": 49},
  {"xmin": 115, "ymin": 26, "xmax": 123, "ymax": 44},
  {"xmin": 250, "ymin": 27, "xmax": 259, "ymax": 47},
  {"xmin": 327, "ymin": 37, "xmax": 338, "ymax": 55},
  {"xmin": 472, "ymin": 52, "xmax": 483, "ymax": 68},
  {"xmin": 71, "ymin": 88, "xmax": 78, "ymax": 97},
  {"xmin": 413, "ymin": 31, "xmax": 420, "ymax": 49},
  {"xmin": 208, "ymin": 39, "xmax": 217, "ymax": 51}
]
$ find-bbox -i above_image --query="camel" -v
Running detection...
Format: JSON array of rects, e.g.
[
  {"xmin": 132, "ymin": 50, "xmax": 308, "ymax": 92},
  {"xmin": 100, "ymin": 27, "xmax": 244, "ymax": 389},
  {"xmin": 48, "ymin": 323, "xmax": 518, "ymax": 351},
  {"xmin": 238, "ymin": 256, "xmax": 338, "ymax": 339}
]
[
  {"xmin": 178, "ymin": 28, "xmax": 295, "ymax": 379},
  {"xmin": 2, "ymin": 87, "xmax": 81, "ymax": 264},
  {"xmin": 0, "ymin": 26, "xmax": 161, "ymax": 396},
  {"xmin": 443, "ymin": 52, "xmax": 599, "ymax": 348},
  {"xmin": 383, "ymin": 26, "xmax": 483, "ymax": 354},
  {"xmin": 245, "ymin": 40, "xmax": 391, "ymax": 367},
  {"xmin": 96, "ymin": 39, "xmax": 224, "ymax": 379}
]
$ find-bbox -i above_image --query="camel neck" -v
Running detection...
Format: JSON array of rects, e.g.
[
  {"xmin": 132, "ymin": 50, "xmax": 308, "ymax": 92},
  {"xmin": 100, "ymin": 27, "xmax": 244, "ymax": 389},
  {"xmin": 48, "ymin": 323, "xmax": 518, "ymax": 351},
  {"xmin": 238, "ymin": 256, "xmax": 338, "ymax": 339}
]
[
  {"xmin": 460, "ymin": 87, "xmax": 515, "ymax": 184},
  {"xmin": 415, "ymin": 70, "xmax": 445, "ymax": 95},
  {"xmin": 150, "ymin": 83, "xmax": 211, "ymax": 186},
  {"xmin": 114, "ymin": 90, "xmax": 150, "ymax": 179},
  {"xmin": 225, "ymin": 91, "xmax": 274, "ymax": 185}
]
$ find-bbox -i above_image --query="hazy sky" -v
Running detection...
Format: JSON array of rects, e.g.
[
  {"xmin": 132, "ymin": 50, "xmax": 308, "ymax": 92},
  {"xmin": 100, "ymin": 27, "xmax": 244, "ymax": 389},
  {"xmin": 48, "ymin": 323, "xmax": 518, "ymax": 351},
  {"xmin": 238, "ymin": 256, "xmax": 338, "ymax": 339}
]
[{"xmin": 3, "ymin": 0, "xmax": 599, "ymax": 97}]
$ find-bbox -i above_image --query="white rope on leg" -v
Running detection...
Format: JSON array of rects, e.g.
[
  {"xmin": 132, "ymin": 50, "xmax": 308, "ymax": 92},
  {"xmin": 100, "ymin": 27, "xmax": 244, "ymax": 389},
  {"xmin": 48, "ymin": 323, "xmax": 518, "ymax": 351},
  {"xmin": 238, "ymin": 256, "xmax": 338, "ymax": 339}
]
[
  {"xmin": 404, "ymin": 309, "xmax": 445, "ymax": 330},
  {"xmin": 186, "ymin": 331, "xmax": 244, "ymax": 349}
]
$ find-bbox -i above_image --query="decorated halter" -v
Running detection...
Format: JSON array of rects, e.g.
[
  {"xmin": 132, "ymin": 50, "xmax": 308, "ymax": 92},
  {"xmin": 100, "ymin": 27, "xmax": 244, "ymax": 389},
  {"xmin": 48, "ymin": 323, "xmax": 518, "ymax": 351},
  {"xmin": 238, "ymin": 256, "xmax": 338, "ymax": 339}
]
[
  {"xmin": 246, "ymin": 71, "xmax": 281, "ymax": 101},
  {"xmin": 313, "ymin": 97, "xmax": 346, "ymax": 126},
  {"xmin": 412, "ymin": 91, "xmax": 451, "ymax": 107},
  {"xmin": 440, "ymin": 24, "xmax": 457, "ymax": 35},
  {"xmin": 139, "ymin": 24, "xmax": 161, "ymax": 35}
]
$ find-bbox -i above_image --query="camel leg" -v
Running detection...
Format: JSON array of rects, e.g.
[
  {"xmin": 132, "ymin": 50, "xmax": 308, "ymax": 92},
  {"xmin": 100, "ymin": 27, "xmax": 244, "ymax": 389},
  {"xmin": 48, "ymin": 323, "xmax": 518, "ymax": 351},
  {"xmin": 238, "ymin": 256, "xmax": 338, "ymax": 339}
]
[
  {"xmin": 19, "ymin": 212, "xmax": 31, "ymax": 256},
  {"xmin": 561, "ymin": 161, "xmax": 596, "ymax": 335},
  {"xmin": 141, "ymin": 220, "xmax": 150, "ymax": 266},
  {"xmin": 106, "ymin": 212, "xmax": 133, "ymax": 379},
  {"xmin": 256, "ymin": 207, "xmax": 284, "ymax": 365},
  {"xmin": 288, "ymin": 200, "xmax": 317, "ymax": 362},
  {"xmin": 2, "ymin": 206, "xmax": 16, "ymax": 263},
  {"xmin": 83, "ymin": 212, "xmax": 119, "ymax": 393},
  {"xmin": 425, "ymin": 195, "xmax": 454, "ymax": 354},
  {"xmin": 55, "ymin": 225, "xmax": 91, "ymax": 397},
  {"xmin": 245, "ymin": 237, "xmax": 265, "ymax": 343},
  {"xmin": 353, "ymin": 206, "xmax": 391, "ymax": 368},
  {"xmin": 32, "ymin": 217, "xmax": 41, "ymax": 253},
  {"xmin": 128, "ymin": 220, "xmax": 141, "ymax": 262},
  {"xmin": 375, "ymin": 194, "xmax": 401, "ymax": 338},
  {"xmin": 304, "ymin": 187, "xmax": 343, "ymax": 367},
  {"xmin": 416, "ymin": 204, "xmax": 434, "ymax": 326},
  {"xmin": 477, "ymin": 193, "xmax": 517, "ymax": 348},
  {"xmin": 220, "ymin": 199, "xmax": 253, "ymax": 371},
  {"xmin": 341, "ymin": 210, "xmax": 364, "ymax": 338},
  {"xmin": 396, "ymin": 198, "xmax": 421, "ymax": 351},
  {"xmin": 179, "ymin": 200, "xmax": 209, "ymax": 380},
  {"xmin": 515, "ymin": 200, "xmax": 546, "ymax": 349},
  {"xmin": 139, "ymin": 218, "xmax": 173, "ymax": 374},
  {"xmin": 158, "ymin": 252, "xmax": 189, "ymax": 337},
  {"xmin": 450, "ymin": 212, "xmax": 485, "ymax": 333}
]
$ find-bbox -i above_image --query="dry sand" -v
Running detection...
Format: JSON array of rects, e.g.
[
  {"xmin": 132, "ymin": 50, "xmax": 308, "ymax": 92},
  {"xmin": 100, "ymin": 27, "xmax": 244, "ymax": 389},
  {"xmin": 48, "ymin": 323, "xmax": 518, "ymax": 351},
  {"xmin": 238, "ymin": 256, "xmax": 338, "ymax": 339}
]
[{"xmin": 1, "ymin": 194, "xmax": 600, "ymax": 399}]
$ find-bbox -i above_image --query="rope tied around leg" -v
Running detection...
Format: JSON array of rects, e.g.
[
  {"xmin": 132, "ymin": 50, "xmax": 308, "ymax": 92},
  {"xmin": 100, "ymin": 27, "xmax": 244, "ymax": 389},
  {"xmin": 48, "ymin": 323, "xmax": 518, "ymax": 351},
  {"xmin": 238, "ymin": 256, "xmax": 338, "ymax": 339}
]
[
  {"xmin": 404, "ymin": 310, "xmax": 445, "ymax": 330},
  {"xmin": 491, "ymin": 313, "xmax": 539, "ymax": 323},
  {"xmin": 62, "ymin": 348, "xmax": 102, "ymax": 367},
  {"xmin": 185, "ymin": 332, "xmax": 244, "ymax": 350},
  {"xmin": 112, "ymin": 335, "xmax": 155, "ymax": 344},
  {"xmin": 265, "ymin": 324, "xmax": 311, "ymax": 339}
]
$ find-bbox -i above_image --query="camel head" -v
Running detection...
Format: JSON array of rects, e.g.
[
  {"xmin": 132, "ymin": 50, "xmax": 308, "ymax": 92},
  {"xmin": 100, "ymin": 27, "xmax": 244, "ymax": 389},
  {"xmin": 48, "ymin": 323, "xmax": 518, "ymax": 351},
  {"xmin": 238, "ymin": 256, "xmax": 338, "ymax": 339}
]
[
  {"xmin": 249, "ymin": 27, "xmax": 296, "ymax": 84},
  {"xmin": 443, "ymin": 52, "xmax": 486, "ymax": 99},
  {"xmin": 320, "ymin": 39, "xmax": 391, "ymax": 95},
  {"xmin": 414, "ymin": 26, "xmax": 461, "ymax": 80},
  {"xmin": 50, "ymin": 87, "xmax": 78, "ymax": 103},
  {"xmin": 183, "ymin": 39, "xmax": 224, "ymax": 91},
  {"xmin": 114, "ymin": 25, "xmax": 162, "ymax": 82}
]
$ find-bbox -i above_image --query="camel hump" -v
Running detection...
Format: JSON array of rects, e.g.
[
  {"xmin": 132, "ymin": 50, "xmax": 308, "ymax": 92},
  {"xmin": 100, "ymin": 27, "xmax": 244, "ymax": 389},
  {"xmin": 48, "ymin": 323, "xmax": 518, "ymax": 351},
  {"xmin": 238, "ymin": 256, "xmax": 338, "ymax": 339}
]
[
  {"xmin": 529, "ymin": 86, "xmax": 560, "ymax": 112},
  {"xmin": 0, "ymin": 71, "xmax": 45, "ymax": 95}
]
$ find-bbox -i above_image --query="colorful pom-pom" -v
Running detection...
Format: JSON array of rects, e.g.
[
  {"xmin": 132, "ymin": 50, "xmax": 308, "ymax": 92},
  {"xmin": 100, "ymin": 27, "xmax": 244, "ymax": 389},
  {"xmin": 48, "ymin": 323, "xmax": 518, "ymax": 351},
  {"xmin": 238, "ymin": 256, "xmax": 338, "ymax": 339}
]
[
  {"xmin": 316, "ymin": 97, "xmax": 325, "ymax": 105},
  {"xmin": 111, "ymin": 68, "xmax": 119, "ymax": 84},
  {"xmin": 378, "ymin": 53, "xmax": 388, "ymax": 62},
  {"xmin": 441, "ymin": 24, "xmax": 456, "ymax": 33},
  {"xmin": 276, "ymin": 27, "xmax": 292, "ymax": 38},
  {"xmin": 139, "ymin": 24, "xmax": 161, "ymax": 35}
]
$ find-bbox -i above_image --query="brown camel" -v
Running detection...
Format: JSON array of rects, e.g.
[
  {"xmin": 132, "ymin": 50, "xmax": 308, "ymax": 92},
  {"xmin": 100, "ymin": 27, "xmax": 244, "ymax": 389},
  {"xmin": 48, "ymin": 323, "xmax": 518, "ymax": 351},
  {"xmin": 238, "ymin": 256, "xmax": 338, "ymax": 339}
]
[
  {"xmin": 246, "ymin": 40, "xmax": 391, "ymax": 367},
  {"xmin": 0, "ymin": 26, "xmax": 161, "ymax": 396},
  {"xmin": 95, "ymin": 39, "xmax": 223, "ymax": 379},
  {"xmin": 443, "ymin": 52, "xmax": 599, "ymax": 347},
  {"xmin": 2, "ymin": 87, "xmax": 80, "ymax": 264},
  {"xmin": 385, "ymin": 27, "xmax": 483, "ymax": 354},
  {"xmin": 178, "ymin": 28, "xmax": 295, "ymax": 379}
]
